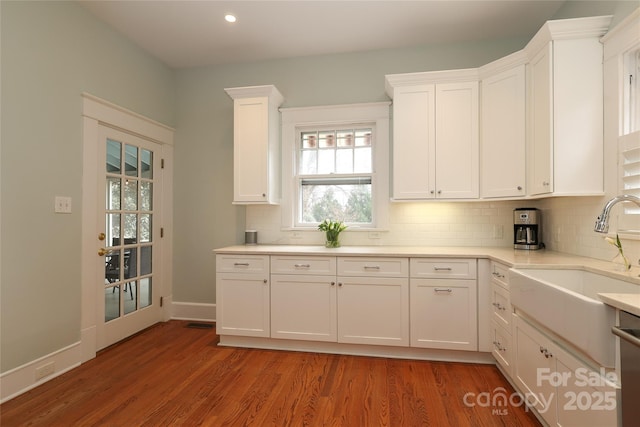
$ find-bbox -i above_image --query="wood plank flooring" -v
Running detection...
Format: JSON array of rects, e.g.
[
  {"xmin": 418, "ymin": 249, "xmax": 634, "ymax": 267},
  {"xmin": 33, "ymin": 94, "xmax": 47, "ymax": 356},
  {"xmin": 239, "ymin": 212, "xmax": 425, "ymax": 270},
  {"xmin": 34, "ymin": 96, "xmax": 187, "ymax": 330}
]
[{"xmin": 1, "ymin": 321, "xmax": 541, "ymax": 426}]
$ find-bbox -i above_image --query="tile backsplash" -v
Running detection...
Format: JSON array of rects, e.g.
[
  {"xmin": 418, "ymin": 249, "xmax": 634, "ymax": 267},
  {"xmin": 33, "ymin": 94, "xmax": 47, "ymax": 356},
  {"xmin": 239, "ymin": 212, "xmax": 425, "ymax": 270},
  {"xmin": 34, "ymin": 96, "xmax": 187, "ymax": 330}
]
[{"xmin": 246, "ymin": 197, "xmax": 639, "ymax": 267}]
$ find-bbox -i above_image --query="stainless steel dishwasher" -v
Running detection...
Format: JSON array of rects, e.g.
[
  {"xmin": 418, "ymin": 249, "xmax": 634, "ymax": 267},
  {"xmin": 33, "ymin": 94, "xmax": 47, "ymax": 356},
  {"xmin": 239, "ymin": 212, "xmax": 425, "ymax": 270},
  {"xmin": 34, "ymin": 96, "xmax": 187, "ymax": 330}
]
[{"xmin": 612, "ymin": 310, "xmax": 640, "ymax": 426}]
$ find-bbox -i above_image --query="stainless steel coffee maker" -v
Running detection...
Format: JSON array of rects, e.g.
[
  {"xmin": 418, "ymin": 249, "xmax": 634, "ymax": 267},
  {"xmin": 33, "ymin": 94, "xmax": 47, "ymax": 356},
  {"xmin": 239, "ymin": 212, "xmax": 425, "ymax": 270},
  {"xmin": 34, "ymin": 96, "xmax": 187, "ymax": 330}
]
[{"xmin": 514, "ymin": 208, "xmax": 542, "ymax": 250}]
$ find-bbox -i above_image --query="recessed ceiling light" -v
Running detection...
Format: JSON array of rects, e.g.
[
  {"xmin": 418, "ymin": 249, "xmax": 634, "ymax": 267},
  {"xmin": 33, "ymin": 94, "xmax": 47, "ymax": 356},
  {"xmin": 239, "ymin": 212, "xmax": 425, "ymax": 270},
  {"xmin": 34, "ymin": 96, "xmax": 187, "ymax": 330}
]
[{"xmin": 225, "ymin": 14, "xmax": 237, "ymax": 23}]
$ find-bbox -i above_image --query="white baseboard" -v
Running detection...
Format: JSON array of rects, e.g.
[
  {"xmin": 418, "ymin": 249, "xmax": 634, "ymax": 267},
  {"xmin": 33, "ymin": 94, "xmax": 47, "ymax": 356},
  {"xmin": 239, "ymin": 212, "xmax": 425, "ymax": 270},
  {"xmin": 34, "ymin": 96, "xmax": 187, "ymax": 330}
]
[
  {"xmin": 0, "ymin": 301, "xmax": 215, "ymax": 403},
  {"xmin": 170, "ymin": 301, "xmax": 216, "ymax": 322},
  {"xmin": 219, "ymin": 335, "xmax": 495, "ymax": 364},
  {"xmin": 0, "ymin": 341, "xmax": 82, "ymax": 404}
]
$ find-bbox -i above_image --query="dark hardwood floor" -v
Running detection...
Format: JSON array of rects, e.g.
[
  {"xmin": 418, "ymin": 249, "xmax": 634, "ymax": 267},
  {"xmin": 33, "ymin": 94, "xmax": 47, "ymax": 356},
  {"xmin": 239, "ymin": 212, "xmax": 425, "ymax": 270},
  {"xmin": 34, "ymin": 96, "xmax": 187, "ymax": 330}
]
[{"xmin": 1, "ymin": 321, "xmax": 541, "ymax": 426}]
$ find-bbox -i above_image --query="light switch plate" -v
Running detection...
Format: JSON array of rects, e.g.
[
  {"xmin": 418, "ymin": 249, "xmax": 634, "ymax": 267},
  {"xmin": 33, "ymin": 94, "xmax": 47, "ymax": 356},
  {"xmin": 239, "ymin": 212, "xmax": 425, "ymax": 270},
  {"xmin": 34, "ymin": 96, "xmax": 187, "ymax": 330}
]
[{"xmin": 54, "ymin": 196, "xmax": 72, "ymax": 213}]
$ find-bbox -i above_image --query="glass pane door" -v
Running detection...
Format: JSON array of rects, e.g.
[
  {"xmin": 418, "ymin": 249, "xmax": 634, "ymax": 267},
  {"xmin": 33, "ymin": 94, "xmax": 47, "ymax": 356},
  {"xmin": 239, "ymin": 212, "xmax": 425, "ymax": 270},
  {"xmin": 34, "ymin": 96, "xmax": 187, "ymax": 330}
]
[
  {"xmin": 104, "ymin": 138, "xmax": 155, "ymax": 320},
  {"xmin": 97, "ymin": 125, "xmax": 162, "ymax": 349}
]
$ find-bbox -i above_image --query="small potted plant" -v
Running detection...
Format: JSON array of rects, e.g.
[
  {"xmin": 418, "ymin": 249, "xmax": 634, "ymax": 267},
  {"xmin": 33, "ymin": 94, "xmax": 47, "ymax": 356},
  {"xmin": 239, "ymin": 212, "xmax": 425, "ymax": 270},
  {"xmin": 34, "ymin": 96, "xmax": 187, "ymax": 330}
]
[{"xmin": 318, "ymin": 219, "xmax": 347, "ymax": 248}]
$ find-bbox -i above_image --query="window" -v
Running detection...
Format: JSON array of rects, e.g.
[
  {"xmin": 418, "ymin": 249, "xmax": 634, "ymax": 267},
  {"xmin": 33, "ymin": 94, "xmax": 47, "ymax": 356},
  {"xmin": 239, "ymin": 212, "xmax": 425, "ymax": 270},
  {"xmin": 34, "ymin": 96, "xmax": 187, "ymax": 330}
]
[
  {"xmin": 298, "ymin": 127, "xmax": 373, "ymax": 225},
  {"xmin": 281, "ymin": 103, "xmax": 390, "ymax": 230}
]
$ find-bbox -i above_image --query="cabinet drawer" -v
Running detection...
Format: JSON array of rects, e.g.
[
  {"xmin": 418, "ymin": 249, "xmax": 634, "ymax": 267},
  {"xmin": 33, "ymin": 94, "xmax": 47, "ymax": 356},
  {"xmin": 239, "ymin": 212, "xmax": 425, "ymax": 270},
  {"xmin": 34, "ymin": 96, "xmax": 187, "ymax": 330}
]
[
  {"xmin": 410, "ymin": 258, "xmax": 477, "ymax": 279},
  {"xmin": 491, "ymin": 320, "xmax": 512, "ymax": 376},
  {"xmin": 491, "ymin": 261, "xmax": 509, "ymax": 289},
  {"xmin": 216, "ymin": 254, "xmax": 269, "ymax": 274},
  {"xmin": 271, "ymin": 255, "xmax": 336, "ymax": 276},
  {"xmin": 491, "ymin": 282, "xmax": 512, "ymax": 331},
  {"xmin": 337, "ymin": 257, "xmax": 408, "ymax": 277}
]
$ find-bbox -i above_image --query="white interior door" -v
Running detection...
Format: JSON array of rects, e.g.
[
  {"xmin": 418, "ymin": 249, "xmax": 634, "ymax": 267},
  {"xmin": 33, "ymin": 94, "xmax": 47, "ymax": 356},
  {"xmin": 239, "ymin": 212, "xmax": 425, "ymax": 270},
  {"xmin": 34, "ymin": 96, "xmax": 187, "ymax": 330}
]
[{"xmin": 96, "ymin": 125, "xmax": 163, "ymax": 349}]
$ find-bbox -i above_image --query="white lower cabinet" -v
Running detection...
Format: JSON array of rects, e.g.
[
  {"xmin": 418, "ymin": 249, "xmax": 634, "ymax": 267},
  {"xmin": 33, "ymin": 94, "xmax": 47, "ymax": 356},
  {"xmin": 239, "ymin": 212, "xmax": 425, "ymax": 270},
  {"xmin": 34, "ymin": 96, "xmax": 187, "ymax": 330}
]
[
  {"xmin": 411, "ymin": 278, "xmax": 477, "ymax": 350},
  {"xmin": 270, "ymin": 255, "xmax": 337, "ymax": 342},
  {"xmin": 337, "ymin": 257, "xmax": 409, "ymax": 346},
  {"xmin": 410, "ymin": 258, "xmax": 478, "ymax": 351},
  {"xmin": 491, "ymin": 321, "xmax": 513, "ymax": 375},
  {"xmin": 216, "ymin": 255, "xmax": 270, "ymax": 337},
  {"xmin": 513, "ymin": 314, "xmax": 617, "ymax": 427},
  {"xmin": 490, "ymin": 261, "xmax": 513, "ymax": 375},
  {"xmin": 270, "ymin": 256, "xmax": 410, "ymax": 347},
  {"xmin": 337, "ymin": 276, "xmax": 409, "ymax": 346},
  {"xmin": 271, "ymin": 274, "xmax": 337, "ymax": 341}
]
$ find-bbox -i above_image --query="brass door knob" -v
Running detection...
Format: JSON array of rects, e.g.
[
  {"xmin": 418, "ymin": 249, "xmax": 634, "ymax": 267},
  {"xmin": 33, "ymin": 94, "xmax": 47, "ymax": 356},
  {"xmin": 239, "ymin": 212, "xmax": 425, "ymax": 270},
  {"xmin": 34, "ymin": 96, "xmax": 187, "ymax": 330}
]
[
  {"xmin": 98, "ymin": 232, "xmax": 106, "ymax": 241},
  {"xmin": 98, "ymin": 248, "xmax": 112, "ymax": 256}
]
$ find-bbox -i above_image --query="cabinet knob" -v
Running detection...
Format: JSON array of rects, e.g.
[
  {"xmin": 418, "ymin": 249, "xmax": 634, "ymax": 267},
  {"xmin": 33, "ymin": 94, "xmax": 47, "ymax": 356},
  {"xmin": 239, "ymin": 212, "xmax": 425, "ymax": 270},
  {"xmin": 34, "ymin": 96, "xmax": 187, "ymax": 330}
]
[
  {"xmin": 338, "ymin": 282, "xmax": 343, "ymax": 287},
  {"xmin": 517, "ymin": 186, "xmax": 523, "ymax": 191},
  {"xmin": 542, "ymin": 181, "xmax": 550, "ymax": 186},
  {"xmin": 331, "ymin": 281, "xmax": 335, "ymax": 286},
  {"xmin": 430, "ymin": 190, "xmax": 435, "ymax": 194},
  {"xmin": 437, "ymin": 190, "xmax": 442, "ymax": 194},
  {"xmin": 262, "ymin": 193, "xmax": 266, "ymax": 197},
  {"xmin": 263, "ymin": 279, "xmax": 268, "ymax": 284}
]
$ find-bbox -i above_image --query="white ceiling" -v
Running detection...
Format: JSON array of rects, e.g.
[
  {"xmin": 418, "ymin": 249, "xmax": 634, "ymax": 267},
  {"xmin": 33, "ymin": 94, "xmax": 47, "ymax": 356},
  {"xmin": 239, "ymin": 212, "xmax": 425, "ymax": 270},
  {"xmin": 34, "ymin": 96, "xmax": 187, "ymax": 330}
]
[{"xmin": 79, "ymin": 0, "xmax": 578, "ymax": 69}]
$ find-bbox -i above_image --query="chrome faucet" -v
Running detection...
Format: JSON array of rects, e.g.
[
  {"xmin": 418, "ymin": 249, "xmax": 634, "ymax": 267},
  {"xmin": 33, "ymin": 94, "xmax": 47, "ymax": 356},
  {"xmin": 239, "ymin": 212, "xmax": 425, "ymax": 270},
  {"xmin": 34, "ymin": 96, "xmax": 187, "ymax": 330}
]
[{"xmin": 594, "ymin": 195, "xmax": 640, "ymax": 233}]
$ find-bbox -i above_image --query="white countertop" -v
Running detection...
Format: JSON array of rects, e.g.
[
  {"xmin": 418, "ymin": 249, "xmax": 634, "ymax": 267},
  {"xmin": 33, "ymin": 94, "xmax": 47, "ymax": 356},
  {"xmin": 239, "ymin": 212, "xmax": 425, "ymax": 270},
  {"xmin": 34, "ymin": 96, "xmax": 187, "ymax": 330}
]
[
  {"xmin": 598, "ymin": 293, "xmax": 640, "ymax": 317},
  {"xmin": 215, "ymin": 244, "xmax": 640, "ymax": 286}
]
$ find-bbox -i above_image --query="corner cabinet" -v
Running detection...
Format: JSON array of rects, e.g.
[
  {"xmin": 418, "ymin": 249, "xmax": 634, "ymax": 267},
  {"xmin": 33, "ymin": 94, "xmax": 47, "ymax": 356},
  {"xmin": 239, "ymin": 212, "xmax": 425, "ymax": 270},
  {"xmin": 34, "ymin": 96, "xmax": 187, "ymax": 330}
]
[
  {"xmin": 386, "ymin": 71, "xmax": 479, "ymax": 200},
  {"xmin": 480, "ymin": 58, "xmax": 526, "ymax": 198},
  {"xmin": 525, "ymin": 16, "xmax": 611, "ymax": 196},
  {"xmin": 224, "ymin": 85, "xmax": 283, "ymax": 204}
]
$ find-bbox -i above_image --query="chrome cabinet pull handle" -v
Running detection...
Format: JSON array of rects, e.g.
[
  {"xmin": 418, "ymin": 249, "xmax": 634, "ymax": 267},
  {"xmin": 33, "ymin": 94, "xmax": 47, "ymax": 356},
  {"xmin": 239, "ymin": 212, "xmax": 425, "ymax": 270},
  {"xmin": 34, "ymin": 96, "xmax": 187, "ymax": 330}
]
[
  {"xmin": 434, "ymin": 288, "xmax": 452, "ymax": 293},
  {"xmin": 434, "ymin": 267, "xmax": 452, "ymax": 271},
  {"xmin": 364, "ymin": 265, "xmax": 380, "ymax": 270},
  {"xmin": 234, "ymin": 262, "xmax": 250, "ymax": 267},
  {"xmin": 294, "ymin": 264, "xmax": 311, "ymax": 268}
]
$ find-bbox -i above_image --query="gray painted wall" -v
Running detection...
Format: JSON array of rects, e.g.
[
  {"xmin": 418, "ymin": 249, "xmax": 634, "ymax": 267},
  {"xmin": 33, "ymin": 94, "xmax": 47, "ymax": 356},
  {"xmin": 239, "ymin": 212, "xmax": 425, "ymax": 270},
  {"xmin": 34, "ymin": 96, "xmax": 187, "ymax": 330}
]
[{"xmin": 1, "ymin": 1, "xmax": 175, "ymax": 372}]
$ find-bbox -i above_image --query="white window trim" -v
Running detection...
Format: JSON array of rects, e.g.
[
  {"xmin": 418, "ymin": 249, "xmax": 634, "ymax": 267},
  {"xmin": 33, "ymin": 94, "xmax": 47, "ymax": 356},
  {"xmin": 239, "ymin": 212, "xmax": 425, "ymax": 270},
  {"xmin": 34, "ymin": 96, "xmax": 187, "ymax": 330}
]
[{"xmin": 281, "ymin": 102, "xmax": 390, "ymax": 231}]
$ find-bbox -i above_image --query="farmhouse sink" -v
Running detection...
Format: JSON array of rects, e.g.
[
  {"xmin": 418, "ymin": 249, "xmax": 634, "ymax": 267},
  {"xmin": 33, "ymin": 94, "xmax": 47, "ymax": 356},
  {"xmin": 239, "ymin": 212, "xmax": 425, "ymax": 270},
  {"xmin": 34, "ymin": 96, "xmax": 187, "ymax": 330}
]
[{"xmin": 509, "ymin": 268, "xmax": 639, "ymax": 367}]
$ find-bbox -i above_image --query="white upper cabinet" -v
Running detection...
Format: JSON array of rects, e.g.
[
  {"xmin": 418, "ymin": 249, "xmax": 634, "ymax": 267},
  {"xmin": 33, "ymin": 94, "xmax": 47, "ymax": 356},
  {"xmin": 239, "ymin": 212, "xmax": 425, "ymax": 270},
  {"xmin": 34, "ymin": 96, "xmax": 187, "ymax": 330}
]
[
  {"xmin": 386, "ymin": 70, "xmax": 479, "ymax": 200},
  {"xmin": 389, "ymin": 84, "xmax": 435, "ymax": 200},
  {"xmin": 480, "ymin": 56, "xmax": 526, "ymax": 198},
  {"xmin": 225, "ymin": 85, "xmax": 283, "ymax": 204},
  {"xmin": 525, "ymin": 16, "xmax": 611, "ymax": 196}
]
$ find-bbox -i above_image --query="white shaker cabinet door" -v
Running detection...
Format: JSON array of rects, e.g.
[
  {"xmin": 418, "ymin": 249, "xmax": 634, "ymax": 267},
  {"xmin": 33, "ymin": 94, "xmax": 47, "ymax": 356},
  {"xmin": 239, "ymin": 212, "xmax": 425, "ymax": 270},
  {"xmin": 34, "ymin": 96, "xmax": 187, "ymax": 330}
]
[
  {"xmin": 233, "ymin": 97, "xmax": 270, "ymax": 203},
  {"xmin": 391, "ymin": 84, "xmax": 435, "ymax": 200},
  {"xmin": 435, "ymin": 82, "xmax": 479, "ymax": 199},
  {"xmin": 481, "ymin": 64, "xmax": 526, "ymax": 198},
  {"xmin": 410, "ymin": 278, "xmax": 478, "ymax": 351},
  {"xmin": 271, "ymin": 274, "xmax": 337, "ymax": 342},
  {"xmin": 216, "ymin": 272, "xmax": 270, "ymax": 338},
  {"xmin": 337, "ymin": 276, "xmax": 409, "ymax": 346},
  {"xmin": 528, "ymin": 43, "xmax": 554, "ymax": 196}
]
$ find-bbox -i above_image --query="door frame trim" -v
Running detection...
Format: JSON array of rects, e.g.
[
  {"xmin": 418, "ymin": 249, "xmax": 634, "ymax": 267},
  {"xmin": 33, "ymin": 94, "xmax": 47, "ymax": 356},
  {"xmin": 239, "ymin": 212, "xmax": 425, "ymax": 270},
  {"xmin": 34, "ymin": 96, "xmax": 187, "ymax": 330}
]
[{"xmin": 80, "ymin": 93, "xmax": 174, "ymax": 362}]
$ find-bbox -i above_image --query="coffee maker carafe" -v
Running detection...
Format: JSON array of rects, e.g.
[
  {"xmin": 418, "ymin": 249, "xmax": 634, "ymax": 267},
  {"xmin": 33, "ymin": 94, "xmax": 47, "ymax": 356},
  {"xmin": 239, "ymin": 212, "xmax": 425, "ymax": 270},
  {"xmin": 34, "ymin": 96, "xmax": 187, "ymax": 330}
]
[{"xmin": 514, "ymin": 208, "xmax": 542, "ymax": 250}]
